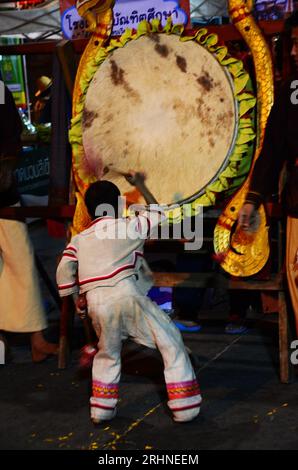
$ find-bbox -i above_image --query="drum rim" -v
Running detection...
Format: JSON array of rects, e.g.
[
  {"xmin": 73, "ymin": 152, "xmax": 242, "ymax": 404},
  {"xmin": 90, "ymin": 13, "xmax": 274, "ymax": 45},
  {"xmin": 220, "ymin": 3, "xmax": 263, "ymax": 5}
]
[
  {"xmin": 84, "ymin": 37, "xmax": 240, "ymax": 208},
  {"xmin": 70, "ymin": 20, "xmax": 256, "ymax": 225},
  {"xmin": 172, "ymin": 60, "xmax": 239, "ymax": 206}
]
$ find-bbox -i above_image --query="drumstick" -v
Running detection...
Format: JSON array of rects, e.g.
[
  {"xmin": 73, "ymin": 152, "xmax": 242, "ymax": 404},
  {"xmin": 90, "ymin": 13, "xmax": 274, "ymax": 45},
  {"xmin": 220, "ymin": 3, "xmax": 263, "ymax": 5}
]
[
  {"xmin": 103, "ymin": 166, "xmax": 158, "ymax": 204},
  {"xmin": 103, "ymin": 165, "xmax": 128, "ymax": 177}
]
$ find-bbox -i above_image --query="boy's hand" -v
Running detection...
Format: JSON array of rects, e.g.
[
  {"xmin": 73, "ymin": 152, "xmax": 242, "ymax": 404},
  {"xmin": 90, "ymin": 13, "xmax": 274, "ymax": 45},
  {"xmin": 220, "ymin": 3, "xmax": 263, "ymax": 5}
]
[
  {"xmin": 125, "ymin": 170, "xmax": 146, "ymax": 187},
  {"xmin": 75, "ymin": 294, "xmax": 88, "ymax": 319},
  {"xmin": 125, "ymin": 170, "xmax": 158, "ymax": 205}
]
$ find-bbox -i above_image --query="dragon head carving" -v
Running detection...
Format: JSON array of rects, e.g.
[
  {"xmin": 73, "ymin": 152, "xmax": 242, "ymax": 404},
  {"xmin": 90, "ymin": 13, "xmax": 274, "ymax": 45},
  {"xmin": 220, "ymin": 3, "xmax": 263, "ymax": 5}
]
[{"xmin": 76, "ymin": 0, "xmax": 114, "ymax": 32}]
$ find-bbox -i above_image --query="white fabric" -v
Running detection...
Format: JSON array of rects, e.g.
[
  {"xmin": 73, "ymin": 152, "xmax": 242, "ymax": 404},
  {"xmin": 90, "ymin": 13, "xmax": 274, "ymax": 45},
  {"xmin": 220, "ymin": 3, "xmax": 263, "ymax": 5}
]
[
  {"xmin": 87, "ymin": 278, "xmax": 201, "ymax": 423},
  {"xmin": 57, "ymin": 209, "xmax": 164, "ymax": 295},
  {"xmin": 0, "ymin": 218, "xmax": 46, "ymax": 332},
  {"xmin": 168, "ymin": 396, "xmax": 202, "ymax": 422}
]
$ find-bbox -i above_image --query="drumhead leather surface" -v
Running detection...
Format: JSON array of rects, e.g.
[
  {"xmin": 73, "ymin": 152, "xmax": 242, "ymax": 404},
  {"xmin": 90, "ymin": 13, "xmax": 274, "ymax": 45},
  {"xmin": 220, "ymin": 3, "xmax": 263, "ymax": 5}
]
[{"xmin": 82, "ymin": 33, "xmax": 237, "ymax": 205}]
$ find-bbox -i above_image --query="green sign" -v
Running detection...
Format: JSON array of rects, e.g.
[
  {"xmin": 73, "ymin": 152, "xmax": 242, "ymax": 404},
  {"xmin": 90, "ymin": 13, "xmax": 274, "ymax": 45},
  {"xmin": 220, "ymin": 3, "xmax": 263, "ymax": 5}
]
[{"xmin": 0, "ymin": 37, "xmax": 27, "ymax": 108}]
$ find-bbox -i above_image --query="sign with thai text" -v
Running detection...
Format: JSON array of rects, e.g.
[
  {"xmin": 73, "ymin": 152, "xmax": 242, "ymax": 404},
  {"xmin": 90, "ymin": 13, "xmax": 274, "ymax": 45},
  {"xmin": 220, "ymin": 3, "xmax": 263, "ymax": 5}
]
[
  {"xmin": 60, "ymin": 0, "xmax": 190, "ymax": 40},
  {"xmin": 16, "ymin": 146, "xmax": 50, "ymax": 196}
]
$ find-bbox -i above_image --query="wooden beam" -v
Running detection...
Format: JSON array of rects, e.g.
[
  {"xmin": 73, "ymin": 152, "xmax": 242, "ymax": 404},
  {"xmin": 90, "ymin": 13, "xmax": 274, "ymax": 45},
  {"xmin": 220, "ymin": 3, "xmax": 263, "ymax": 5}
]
[
  {"xmin": 0, "ymin": 40, "xmax": 57, "ymax": 55},
  {"xmin": 56, "ymin": 40, "xmax": 78, "ymax": 97},
  {"xmin": 153, "ymin": 272, "xmax": 284, "ymax": 290},
  {"xmin": 0, "ymin": 205, "xmax": 75, "ymax": 219},
  {"xmin": 278, "ymin": 290, "xmax": 295, "ymax": 383},
  {"xmin": 206, "ymin": 19, "xmax": 284, "ymax": 41},
  {"xmin": 0, "ymin": 20, "xmax": 285, "ymax": 56}
]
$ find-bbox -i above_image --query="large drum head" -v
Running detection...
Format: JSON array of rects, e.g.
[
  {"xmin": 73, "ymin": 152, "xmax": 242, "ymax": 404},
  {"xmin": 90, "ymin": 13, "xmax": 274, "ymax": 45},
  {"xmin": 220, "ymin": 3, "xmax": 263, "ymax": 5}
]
[{"xmin": 82, "ymin": 33, "xmax": 237, "ymax": 205}]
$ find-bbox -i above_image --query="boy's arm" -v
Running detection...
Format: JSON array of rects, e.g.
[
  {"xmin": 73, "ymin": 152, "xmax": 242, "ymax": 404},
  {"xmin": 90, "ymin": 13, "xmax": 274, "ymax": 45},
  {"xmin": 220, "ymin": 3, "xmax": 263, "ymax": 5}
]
[
  {"xmin": 56, "ymin": 239, "xmax": 79, "ymax": 298},
  {"xmin": 125, "ymin": 171, "xmax": 166, "ymax": 236},
  {"xmin": 125, "ymin": 171, "xmax": 158, "ymax": 205}
]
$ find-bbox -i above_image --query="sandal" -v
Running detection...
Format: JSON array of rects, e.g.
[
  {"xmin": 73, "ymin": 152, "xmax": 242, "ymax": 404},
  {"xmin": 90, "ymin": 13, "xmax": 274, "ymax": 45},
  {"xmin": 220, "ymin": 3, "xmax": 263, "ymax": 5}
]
[
  {"xmin": 225, "ymin": 322, "xmax": 248, "ymax": 335},
  {"xmin": 174, "ymin": 320, "xmax": 202, "ymax": 332}
]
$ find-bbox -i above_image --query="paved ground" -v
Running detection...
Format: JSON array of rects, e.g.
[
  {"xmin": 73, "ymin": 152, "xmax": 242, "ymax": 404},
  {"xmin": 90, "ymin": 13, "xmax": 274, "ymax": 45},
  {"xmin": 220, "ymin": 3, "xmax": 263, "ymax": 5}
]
[
  {"xmin": 1, "ymin": 324, "xmax": 298, "ymax": 450},
  {"xmin": 0, "ymin": 221, "xmax": 298, "ymax": 451}
]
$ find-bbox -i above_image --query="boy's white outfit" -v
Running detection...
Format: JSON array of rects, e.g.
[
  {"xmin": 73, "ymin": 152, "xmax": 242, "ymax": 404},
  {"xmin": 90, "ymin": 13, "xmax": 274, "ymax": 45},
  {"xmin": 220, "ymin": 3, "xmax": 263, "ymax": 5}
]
[{"xmin": 57, "ymin": 209, "xmax": 201, "ymax": 422}]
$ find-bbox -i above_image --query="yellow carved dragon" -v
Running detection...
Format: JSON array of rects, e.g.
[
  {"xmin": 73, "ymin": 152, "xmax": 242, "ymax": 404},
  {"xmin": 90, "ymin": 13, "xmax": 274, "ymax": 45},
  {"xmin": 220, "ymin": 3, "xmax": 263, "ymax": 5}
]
[
  {"xmin": 213, "ymin": 0, "xmax": 274, "ymax": 276},
  {"xmin": 71, "ymin": 0, "xmax": 114, "ymax": 233}
]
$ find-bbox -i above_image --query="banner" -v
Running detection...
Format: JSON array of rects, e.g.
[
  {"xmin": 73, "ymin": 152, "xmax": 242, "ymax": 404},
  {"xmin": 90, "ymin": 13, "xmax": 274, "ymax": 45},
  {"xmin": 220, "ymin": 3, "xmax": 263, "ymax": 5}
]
[{"xmin": 60, "ymin": 0, "xmax": 190, "ymax": 40}]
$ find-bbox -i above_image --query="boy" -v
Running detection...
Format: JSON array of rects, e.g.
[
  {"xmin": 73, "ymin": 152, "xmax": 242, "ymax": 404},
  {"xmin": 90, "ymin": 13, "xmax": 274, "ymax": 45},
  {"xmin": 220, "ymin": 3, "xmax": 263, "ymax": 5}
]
[{"xmin": 57, "ymin": 174, "xmax": 201, "ymax": 423}]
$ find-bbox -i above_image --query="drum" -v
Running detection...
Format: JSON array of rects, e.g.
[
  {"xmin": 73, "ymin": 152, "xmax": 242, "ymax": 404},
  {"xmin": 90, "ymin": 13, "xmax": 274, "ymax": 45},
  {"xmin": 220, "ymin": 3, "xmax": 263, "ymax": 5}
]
[{"xmin": 82, "ymin": 33, "xmax": 239, "ymax": 206}]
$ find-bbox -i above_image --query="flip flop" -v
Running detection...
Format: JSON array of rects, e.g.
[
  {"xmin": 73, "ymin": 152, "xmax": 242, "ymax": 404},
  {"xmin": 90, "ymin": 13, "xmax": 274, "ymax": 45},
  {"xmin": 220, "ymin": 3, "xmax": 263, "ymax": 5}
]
[
  {"xmin": 225, "ymin": 323, "xmax": 248, "ymax": 335},
  {"xmin": 174, "ymin": 320, "xmax": 202, "ymax": 332}
]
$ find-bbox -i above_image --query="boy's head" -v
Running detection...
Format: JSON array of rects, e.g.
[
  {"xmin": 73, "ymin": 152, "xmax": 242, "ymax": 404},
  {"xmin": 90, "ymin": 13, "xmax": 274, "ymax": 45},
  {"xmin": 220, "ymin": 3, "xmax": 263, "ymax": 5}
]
[{"xmin": 84, "ymin": 180, "xmax": 121, "ymax": 220}]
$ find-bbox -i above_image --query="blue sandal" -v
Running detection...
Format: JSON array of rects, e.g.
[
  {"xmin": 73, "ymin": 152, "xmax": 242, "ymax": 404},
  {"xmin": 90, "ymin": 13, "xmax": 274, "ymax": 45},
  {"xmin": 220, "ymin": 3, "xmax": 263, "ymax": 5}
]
[
  {"xmin": 174, "ymin": 320, "xmax": 202, "ymax": 332},
  {"xmin": 225, "ymin": 323, "xmax": 248, "ymax": 335}
]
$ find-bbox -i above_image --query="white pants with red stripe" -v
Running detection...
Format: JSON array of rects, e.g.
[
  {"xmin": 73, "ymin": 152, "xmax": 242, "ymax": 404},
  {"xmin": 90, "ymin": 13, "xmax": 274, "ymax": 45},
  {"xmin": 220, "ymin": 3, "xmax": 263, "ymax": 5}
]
[{"xmin": 86, "ymin": 277, "xmax": 202, "ymax": 423}]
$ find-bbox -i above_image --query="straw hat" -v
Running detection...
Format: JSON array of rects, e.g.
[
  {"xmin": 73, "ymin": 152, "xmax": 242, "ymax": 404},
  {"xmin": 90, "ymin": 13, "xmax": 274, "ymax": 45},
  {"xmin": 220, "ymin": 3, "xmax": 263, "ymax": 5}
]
[{"xmin": 35, "ymin": 75, "xmax": 52, "ymax": 97}]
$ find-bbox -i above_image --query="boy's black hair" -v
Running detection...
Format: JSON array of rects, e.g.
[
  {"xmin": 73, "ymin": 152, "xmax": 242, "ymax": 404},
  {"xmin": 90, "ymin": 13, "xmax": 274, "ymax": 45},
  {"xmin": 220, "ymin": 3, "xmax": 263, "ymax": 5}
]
[
  {"xmin": 285, "ymin": 10, "xmax": 298, "ymax": 32},
  {"xmin": 84, "ymin": 180, "xmax": 121, "ymax": 219}
]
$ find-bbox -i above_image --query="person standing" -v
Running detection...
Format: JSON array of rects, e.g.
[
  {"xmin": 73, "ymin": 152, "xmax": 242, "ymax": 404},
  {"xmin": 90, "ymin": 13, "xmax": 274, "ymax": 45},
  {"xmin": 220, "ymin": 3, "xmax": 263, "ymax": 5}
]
[
  {"xmin": 0, "ymin": 83, "xmax": 57, "ymax": 362},
  {"xmin": 238, "ymin": 11, "xmax": 298, "ymax": 335}
]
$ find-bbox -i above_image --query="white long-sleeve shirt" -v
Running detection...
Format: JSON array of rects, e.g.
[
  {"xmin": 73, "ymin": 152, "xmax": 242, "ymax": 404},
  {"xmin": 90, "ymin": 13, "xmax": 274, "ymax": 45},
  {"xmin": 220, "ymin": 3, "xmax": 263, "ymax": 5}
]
[{"xmin": 56, "ymin": 208, "xmax": 165, "ymax": 296}]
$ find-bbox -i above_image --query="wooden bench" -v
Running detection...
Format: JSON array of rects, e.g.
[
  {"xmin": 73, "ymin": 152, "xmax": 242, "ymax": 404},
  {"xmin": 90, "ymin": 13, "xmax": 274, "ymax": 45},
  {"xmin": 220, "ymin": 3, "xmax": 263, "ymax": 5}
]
[{"xmin": 153, "ymin": 271, "xmax": 294, "ymax": 384}]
